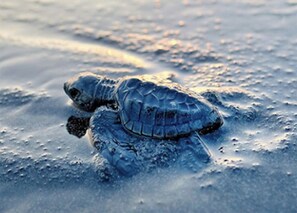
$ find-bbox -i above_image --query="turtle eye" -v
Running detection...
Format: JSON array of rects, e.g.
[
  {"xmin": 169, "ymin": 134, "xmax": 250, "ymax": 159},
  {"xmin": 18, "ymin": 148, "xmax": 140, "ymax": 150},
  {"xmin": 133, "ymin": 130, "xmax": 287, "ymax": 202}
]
[{"xmin": 69, "ymin": 88, "xmax": 80, "ymax": 99}]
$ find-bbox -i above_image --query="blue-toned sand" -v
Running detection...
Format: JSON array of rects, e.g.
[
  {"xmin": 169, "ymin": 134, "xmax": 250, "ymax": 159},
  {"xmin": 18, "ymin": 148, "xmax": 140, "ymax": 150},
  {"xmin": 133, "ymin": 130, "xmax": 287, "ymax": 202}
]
[{"xmin": 0, "ymin": 0, "xmax": 297, "ymax": 212}]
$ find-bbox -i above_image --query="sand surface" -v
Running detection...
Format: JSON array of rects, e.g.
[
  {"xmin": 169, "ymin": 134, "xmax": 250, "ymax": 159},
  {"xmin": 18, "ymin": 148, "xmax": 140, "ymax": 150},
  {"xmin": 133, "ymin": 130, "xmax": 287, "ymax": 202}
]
[{"xmin": 0, "ymin": 0, "xmax": 297, "ymax": 212}]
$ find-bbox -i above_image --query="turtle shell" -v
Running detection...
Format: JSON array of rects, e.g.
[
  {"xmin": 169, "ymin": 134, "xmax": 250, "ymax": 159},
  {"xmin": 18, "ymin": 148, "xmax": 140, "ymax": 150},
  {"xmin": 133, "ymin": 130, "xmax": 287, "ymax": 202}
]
[{"xmin": 115, "ymin": 78, "xmax": 222, "ymax": 139}]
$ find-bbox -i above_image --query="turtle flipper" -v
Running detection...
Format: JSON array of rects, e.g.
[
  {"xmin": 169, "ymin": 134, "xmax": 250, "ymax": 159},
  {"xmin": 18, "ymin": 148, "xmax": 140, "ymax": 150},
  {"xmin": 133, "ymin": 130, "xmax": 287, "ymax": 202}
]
[
  {"xmin": 177, "ymin": 133, "xmax": 211, "ymax": 172},
  {"xmin": 92, "ymin": 153, "xmax": 119, "ymax": 182},
  {"xmin": 90, "ymin": 107, "xmax": 141, "ymax": 177}
]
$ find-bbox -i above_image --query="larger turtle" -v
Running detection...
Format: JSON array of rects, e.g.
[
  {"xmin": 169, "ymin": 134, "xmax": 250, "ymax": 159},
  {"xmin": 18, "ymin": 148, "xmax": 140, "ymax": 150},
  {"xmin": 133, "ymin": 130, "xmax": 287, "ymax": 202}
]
[
  {"xmin": 64, "ymin": 72, "xmax": 223, "ymax": 178},
  {"xmin": 64, "ymin": 72, "xmax": 223, "ymax": 138}
]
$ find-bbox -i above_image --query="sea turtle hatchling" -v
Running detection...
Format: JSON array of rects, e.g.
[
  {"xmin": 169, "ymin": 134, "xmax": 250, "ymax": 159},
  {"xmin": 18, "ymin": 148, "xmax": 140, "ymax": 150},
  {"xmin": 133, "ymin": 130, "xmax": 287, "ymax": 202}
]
[
  {"xmin": 64, "ymin": 72, "xmax": 223, "ymax": 138},
  {"xmin": 64, "ymin": 72, "xmax": 223, "ymax": 177}
]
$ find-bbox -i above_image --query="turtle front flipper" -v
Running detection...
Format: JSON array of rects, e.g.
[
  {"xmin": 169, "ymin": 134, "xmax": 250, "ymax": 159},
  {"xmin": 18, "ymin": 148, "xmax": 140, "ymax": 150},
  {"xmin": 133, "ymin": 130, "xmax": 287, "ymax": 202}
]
[
  {"xmin": 177, "ymin": 132, "xmax": 211, "ymax": 172},
  {"xmin": 90, "ymin": 107, "xmax": 141, "ymax": 177}
]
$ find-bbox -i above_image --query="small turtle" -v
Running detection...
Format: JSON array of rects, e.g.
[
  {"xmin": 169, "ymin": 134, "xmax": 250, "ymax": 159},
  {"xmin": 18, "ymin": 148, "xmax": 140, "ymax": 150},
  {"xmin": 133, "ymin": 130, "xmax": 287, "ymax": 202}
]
[
  {"xmin": 90, "ymin": 107, "xmax": 211, "ymax": 179},
  {"xmin": 64, "ymin": 72, "xmax": 223, "ymax": 177}
]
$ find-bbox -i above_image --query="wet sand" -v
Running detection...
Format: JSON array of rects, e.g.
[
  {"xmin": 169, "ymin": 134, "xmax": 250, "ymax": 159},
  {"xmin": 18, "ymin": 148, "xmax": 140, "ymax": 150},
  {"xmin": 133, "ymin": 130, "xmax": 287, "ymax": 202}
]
[{"xmin": 0, "ymin": 0, "xmax": 297, "ymax": 212}]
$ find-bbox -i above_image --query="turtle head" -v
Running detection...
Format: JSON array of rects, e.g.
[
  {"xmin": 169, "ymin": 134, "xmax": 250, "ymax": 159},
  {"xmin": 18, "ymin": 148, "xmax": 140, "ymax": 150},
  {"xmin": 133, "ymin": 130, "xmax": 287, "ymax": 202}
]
[{"xmin": 64, "ymin": 72, "xmax": 116, "ymax": 112}]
